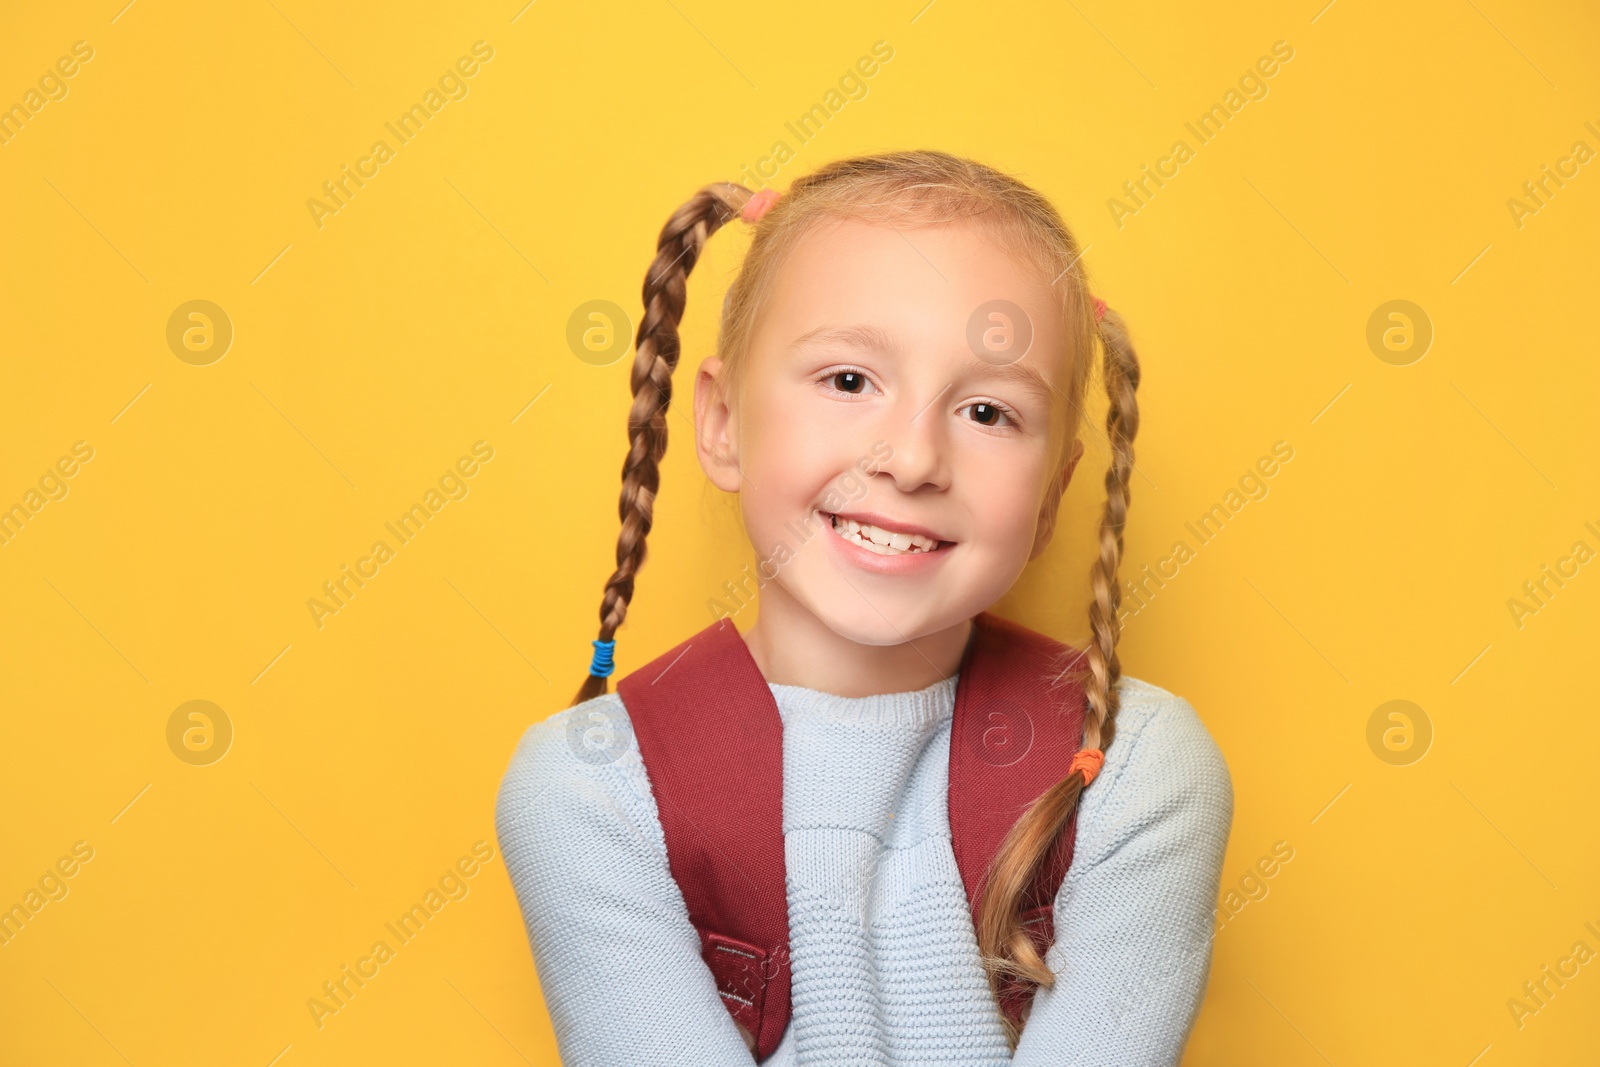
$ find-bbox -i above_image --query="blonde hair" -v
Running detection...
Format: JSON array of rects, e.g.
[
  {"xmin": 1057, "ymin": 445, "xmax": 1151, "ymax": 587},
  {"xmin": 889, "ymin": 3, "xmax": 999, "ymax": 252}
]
[{"xmin": 572, "ymin": 149, "xmax": 1141, "ymax": 1045}]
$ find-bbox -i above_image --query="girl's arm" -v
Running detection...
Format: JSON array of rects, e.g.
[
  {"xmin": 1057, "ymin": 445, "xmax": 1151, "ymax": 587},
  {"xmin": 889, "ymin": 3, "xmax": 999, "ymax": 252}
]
[
  {"xmin": 1011, "ymin": 682, "xmax": 1235, "ymax": 1066},
  {"xmin": 495, "ymin": 696, "xmax": 761, "ymax": 1067}
]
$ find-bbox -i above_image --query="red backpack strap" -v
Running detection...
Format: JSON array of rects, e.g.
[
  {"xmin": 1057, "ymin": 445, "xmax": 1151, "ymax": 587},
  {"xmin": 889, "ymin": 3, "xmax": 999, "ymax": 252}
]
[
  {"xmin": 616, "ymin": 619, "xmax": 792, "ymax": 1061},
  {"xmin": 949, "ymin": 611, "xmax": 1091, "ymax": 1027}
]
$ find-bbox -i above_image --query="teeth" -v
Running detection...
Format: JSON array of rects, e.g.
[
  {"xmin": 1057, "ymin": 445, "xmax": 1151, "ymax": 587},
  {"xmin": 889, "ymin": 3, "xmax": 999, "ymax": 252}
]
[{"xmin": 828, "ymin": 513, "xmax": 941, "ymax": 555}]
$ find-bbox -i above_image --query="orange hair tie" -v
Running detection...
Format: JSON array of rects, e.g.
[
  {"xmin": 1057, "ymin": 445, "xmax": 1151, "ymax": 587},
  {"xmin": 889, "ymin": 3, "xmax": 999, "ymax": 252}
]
[
  {"xmin": 741, "ymin": 188, "xmax": 780, "ymax": 223},
  {"xmin": 1092, "ymin": 297, "xmax": 1108, "ymax": 322},
  {"xmin": 1069, "ymin": 747, "xmax": 1104, "ymax": 786}
]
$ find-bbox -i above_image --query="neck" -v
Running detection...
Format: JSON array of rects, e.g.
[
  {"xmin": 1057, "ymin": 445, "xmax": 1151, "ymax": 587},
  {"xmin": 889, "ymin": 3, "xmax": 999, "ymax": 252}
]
[{"xmin": 740, "ymin": 585, "xmax": 974, "ymax": 698}]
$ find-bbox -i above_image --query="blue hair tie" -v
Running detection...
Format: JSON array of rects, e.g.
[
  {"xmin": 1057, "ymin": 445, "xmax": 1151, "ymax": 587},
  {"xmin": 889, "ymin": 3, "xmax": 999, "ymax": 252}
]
[{"xmin": 589, "ymin": 638, "xmax": 616, "ymax": 678}]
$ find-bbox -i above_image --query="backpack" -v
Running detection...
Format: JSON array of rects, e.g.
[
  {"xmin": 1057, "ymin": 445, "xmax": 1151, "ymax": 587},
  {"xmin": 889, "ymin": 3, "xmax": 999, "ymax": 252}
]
[{"xmin": 616, "ymin": 610, "xmax": 1091, "ymax": 1060}]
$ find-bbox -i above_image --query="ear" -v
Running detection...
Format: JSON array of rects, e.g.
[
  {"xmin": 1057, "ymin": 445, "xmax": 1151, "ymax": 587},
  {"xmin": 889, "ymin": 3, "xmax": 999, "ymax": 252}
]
[
  {"xmin": 694, "ymin": 356, "xmax": 742, "ymax": 492},
  {"xmin": 1029, "ymin": 436, "xmax": 1085, "ymax": 561}
]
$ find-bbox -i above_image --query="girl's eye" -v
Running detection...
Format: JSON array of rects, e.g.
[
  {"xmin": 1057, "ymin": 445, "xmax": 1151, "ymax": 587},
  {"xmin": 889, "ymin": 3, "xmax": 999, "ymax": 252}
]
[
  {"xmin": 832, "ymin": 370, "xmax": 868, "ymax": 394},
  {"xmin": 959, "ymin": 401, "xmax": 1017, "ymax": 431},
  {"xmin": 821, "ymin": 368, "xmax": 877, "ymax": 395}
]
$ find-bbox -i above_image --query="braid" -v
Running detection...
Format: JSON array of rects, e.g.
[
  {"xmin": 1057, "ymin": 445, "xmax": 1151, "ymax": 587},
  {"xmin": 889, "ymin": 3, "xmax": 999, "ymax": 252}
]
[
  {"xmin": 976, "ymin": 304, "xmax": 1142, "ymax": 1047},
  {"xmin": 1083, "ymin": 306, "xmax": 1140, "ymax": 753},
  {"xmin": 571, "ymin": 183, "xmax": 754, "ymax": 706}
]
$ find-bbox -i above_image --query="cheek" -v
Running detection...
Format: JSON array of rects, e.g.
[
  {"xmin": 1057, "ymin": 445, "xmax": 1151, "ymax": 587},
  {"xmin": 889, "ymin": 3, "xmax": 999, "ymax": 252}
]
[
  {"xmin": 739, "ymin": 385, "xmax": 858, "ymax": 488},
  {"xmin": 734, "ymin": 397, "xmax": 833, "ymax": 539},
  {"xmin": 959, "ymin": 449, "xmax": 1050, "ymax": 544},
  {"xmin": 742, "ymin": 407, "xmax": 810, "ymax": 493}
]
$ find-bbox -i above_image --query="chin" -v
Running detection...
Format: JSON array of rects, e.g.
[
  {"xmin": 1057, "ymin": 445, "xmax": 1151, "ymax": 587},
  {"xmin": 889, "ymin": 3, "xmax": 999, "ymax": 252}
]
[
  {"xmin": 804, "ymin": 581, "xmax": 978, "ymax": 648},
  {"xmin": 811, "ymin": 610, "xmax": 921, "ymax": 648}
]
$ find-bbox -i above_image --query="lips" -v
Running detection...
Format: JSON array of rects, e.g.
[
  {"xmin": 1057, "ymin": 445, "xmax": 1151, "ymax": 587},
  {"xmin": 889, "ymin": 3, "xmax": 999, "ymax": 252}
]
[{"xmin": 822, "ymin": 510, "xmax": 952, "ymax": 556}]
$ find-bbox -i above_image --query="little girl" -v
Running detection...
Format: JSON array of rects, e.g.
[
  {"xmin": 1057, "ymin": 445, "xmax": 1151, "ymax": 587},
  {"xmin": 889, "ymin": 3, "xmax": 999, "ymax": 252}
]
[{"xmin": 497, "ymin": 151, "xmax": 1232, "ymax": 1065}]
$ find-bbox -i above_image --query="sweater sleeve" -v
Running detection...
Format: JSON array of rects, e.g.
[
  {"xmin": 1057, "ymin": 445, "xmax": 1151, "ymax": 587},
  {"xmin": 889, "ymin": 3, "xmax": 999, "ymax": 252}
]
[
  {"xmin": 1010, "ymin": 681, "xmax": 1234, "ymax": 1067},
  {"xmin": 494, "ymin": 695, "xmax": 761, "ymax": 1067}
]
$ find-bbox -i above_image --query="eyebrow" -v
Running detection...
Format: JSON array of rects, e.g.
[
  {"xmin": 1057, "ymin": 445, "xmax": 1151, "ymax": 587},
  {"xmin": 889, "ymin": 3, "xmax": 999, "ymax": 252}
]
[
  {"xmin": 790, "ymin": 321, "xmax": 1058, "ymax": 406},
  {"xmin": 789, "ymin": 322, "xmax": 901, "ymax": 356},
  {"xmin": 974, "ymin": 360, "xmax": 1056, "ymax": 405}
]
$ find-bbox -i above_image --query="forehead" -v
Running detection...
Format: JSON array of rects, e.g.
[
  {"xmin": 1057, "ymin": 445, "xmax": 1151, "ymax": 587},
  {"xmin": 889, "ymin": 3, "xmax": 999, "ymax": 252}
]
[{"xmin": 749, "ymin": 215, "xmax": 1068, "ymax": 376}]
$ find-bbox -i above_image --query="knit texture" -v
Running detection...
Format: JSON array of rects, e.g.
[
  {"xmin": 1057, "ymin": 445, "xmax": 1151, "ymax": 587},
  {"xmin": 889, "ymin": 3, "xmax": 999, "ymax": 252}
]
[{"xmin": 496, "ymin": 671, "xmax": 1232, "ymax": 1066}]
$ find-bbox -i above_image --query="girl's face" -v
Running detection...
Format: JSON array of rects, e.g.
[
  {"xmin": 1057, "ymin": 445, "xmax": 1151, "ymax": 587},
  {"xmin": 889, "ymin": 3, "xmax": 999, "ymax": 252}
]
[{"xmin": 695, "ymin": 216, "xmax": 1084, "ymax": 647}]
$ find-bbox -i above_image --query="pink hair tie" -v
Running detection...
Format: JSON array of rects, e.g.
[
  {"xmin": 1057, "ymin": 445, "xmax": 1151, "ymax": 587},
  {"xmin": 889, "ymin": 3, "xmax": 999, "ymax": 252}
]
[
  {"xmin": 1092, "ymin": 297, "xmax": 1108, "ymax": 323},
  {"xmin": 741, "ymin": 188, "xmax": 780, "ymax": 223}
]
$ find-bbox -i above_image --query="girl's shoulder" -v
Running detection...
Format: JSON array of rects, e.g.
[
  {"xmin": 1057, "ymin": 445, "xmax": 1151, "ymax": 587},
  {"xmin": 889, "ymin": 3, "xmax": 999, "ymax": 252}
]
[
  {"xmin": 1070, "ymin": 675, "xmax": 1235, "ymax": 860},
  {"xmin": 505, "ymin": 690, "xmax": 646, "ymax": 768},
  {"xmin": 496, "ymin": 692, "xmax": 668, "ymax": 856},
  {"xmin": 1107, "ymin": 674, "xmax": 1230, "ymax": 774}
]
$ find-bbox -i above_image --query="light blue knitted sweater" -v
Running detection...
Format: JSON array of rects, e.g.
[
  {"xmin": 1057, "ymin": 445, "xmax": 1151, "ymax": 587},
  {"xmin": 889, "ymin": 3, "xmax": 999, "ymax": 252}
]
[{"xmin": 496, "ymin": 669, "xmax": 1232, "ymax": 1066}]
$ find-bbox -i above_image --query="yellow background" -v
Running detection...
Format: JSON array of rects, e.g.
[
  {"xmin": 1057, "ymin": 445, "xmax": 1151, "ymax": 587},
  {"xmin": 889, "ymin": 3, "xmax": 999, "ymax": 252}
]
[{"xmin": 2, "ymin": 0, "xmax": 1597, "ymax": 1063}]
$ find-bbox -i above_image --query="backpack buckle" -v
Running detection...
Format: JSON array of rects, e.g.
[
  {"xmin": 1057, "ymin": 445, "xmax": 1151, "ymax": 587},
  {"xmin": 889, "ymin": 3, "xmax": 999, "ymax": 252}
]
[{"xmin": 701, "ymin": 931, "xmax": 770, "ymax": 1035}]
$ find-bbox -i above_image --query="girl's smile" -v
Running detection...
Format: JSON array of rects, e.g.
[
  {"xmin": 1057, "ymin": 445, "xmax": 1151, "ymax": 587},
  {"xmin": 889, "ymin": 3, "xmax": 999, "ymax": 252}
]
[{"xmin": 817, "ymin": 507, "xmax": 956, "ymax": 575}]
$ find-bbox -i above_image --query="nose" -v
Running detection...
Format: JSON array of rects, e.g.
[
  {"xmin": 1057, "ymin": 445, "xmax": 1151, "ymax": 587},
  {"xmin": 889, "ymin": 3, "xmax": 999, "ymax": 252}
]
[{"xmin": 872, "ymin": 384, "xmax": 953, "ymax": 492}]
